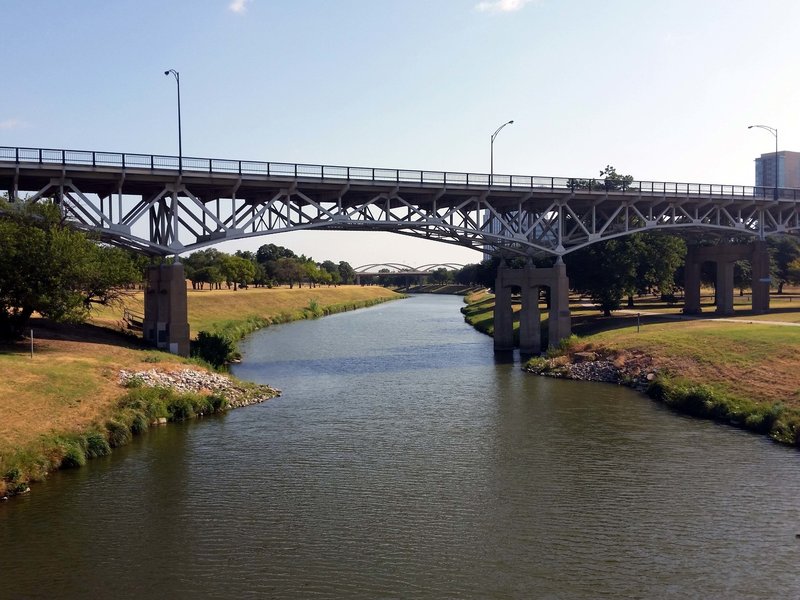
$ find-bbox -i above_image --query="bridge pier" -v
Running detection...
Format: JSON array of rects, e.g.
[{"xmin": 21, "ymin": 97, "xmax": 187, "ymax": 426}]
[
  {"xmin": 493, "ymin": 263, "xmax": 571, "ymax": 353},
  {"xmin": 143, "ymin": 263, "xmax": 190, "ymax": 357},
  {"xmin": 683, "ymin": 241, "xmax": 770, "ymax": 316}
]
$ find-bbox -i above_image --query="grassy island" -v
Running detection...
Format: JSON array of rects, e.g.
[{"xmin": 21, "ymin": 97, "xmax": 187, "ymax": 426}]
[
  {"xmin": 0, "ymin": 285, "xmax": 402, "ymax": 498},
  {"xmin": 463, "ymin": 289, "xmax": 800, "ymax": 447}
]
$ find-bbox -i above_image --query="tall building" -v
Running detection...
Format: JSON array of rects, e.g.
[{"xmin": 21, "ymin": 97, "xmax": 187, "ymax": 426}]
[{"xmin": 754, "ymin": 151, "xmax": 800, "ymax": 189}]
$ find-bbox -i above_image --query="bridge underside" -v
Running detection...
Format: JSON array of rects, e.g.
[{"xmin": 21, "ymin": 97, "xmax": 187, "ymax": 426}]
[
  {"xmin": 4, "ymin": 159, "xmax": 800, "ymax": 261},
  {"xmin": 4, "ymin": 149, "xmax": 799, "ymax": 355}
]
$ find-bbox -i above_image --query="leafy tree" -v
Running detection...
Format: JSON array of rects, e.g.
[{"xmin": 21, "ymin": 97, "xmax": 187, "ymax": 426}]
[
  {"xmin": 568, "ymin": 238, "xmax": 638, "ymax": 316},
  {"xmin": 338, "ymin": 261, "xmax": 356, "ymax": 284},
  {"xmin": 768, "ymin": 235, "xmax": 800, "ymax": 294},
  {"xmin": 256, "ymin": 243, "xmax": 295, "ymax": 264},
  {"xmin": 222, "ymin": 255, "xmax": 256, "ymax": 290},
  {"xmin": 430, "ymin": 268, "xmax": 454, "ymax": 284},
  {"xmin": 0, "ymin": 200, "xmax": 140, "ymax": 339}
]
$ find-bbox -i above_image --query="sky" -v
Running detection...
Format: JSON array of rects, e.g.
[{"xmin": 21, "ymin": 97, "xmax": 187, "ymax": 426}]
[{"xmin": 2, "ymin": 0, "xmax": 798, "ymax": 268}]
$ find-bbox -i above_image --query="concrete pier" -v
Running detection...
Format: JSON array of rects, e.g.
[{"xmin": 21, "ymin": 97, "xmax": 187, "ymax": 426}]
[
  {"xmin": 683, "ymin": 241, "xmax": 770, "ymax": 315},
  {"xmin": 143, "ymin": 263, "xmax": 190, "ymax": 357},
  {"xmin": 493, "ymin": 263, "xmax": 571, "ymax": 353}
]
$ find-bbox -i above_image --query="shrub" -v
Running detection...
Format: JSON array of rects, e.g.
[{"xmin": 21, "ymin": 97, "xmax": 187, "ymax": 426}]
[
  {"xmin": 85, "ymin": 431, "xmax": 111, "ymax": 458},
  {"xmin": 166, "ymin": 394, "xmax": 196, "ymax": 421},
  {"xmin": 106, "ymin": 419, "xmax": 132, "ymax": 448},
  {"xmin": 59, "ymin": 438, "xmax": 87, "ymax": 469},
  {"xmin": 191, "ymin": 330, "xmax": 238, "ymax": 369}
]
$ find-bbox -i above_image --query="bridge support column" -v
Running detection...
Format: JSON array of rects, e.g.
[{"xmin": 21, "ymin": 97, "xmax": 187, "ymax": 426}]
[
  {"xmin": 493, "ymin": 273, "xmax": 515, "ymax": 351},
  {"xmin": 493, "ymin": 263, "xmax": 571, "ymax": 353},
  {"xmin": 143, "ymin": 263, "xmax": 190, "ymax": 357},
  {"xmin": 684, "ymin": 242, "xmax": 771, "ymax": 316},
  {"xmin": 683, "ymin": 246, "xmax": 702, "ymax": 314},
  {"xmin": 548, "ymin": 261, "xmax": 571, "ymax": 346},
  {"xmin": 751, "ymin": 240, "xmax": 771, "ymax": 314},
  {"xmin": 519, "ymin": 285, "xmax": 541, "ymax": 354},
  {"xmin": 715, "ymin": 260, "xmax": 735, "ymax": 315}
]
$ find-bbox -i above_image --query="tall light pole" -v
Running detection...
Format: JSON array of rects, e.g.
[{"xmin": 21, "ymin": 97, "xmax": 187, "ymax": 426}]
[
  {"xmin": 164, "ymin": 69, "xmax": 182, "ymax": 174},
  {"xmin": 490, "ymin": 119, "xmax": 514, "ymax": 186},
  {"xmin": 748, "ymin": 124, "xmax": 778, "ymax": 200}
]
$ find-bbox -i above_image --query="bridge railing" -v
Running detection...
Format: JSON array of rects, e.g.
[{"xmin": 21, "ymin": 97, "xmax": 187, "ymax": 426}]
[{"xmin": 2, "ymin": 145, "xmax": 799, "ymax": 201}]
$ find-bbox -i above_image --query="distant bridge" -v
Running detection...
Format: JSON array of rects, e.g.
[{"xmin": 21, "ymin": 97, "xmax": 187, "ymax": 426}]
[{"xmin": 353, "ymin": 263, "xmax": 465, "ymax": 285}]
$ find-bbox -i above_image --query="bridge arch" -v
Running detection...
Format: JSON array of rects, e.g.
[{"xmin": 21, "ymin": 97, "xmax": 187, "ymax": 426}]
[{"xmin": 3, "ymin": 146, "xmax": 796, "ymax": 355}]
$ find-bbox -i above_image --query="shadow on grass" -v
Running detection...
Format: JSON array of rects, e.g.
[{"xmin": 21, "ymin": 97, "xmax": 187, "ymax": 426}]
[{"xmin": 0, "ymin": 318, "xmax": 150, "ymax": 357}]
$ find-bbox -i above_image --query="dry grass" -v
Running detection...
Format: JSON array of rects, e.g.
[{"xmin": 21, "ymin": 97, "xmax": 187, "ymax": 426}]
[
  {"xmin": 92, "ymin": 285, "xmax": 402, "ymax": 337},
  {"xmin": 0, "ymin": 321, "xmax": 188, "ymax": 456}
]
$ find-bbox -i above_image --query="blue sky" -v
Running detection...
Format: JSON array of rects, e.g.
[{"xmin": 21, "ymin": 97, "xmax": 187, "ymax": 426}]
[{"xmin": 2, "ymin": 0, "xmax": 798, "ymax": 266}]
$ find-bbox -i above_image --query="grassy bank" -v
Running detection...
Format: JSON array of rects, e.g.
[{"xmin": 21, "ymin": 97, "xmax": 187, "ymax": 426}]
[
  {"xmin": 462, "ymin": 289, "xmax": 800, "ymax": 447},
  {"xmin": 1, "ymin": 285, "xmax": 401, "ymax": 498}
]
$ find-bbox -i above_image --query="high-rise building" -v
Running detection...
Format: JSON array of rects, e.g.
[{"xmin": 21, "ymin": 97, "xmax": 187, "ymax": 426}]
[{"xmin": 754, "ymin": 151, "xmax": 800, "ymax": 189}]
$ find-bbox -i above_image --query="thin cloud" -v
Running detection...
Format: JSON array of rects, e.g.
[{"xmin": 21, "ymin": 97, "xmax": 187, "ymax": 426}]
[
  {"xmin": 0, "ymin": 118, "xmax": 25, "ymax": 130},
  {"xmin": 475, "ymin": 0, "xmax": 535, "ymax": 13},
  {"xmin": 229, "ymin": 0, "xmax": 251, "ymax": 14}
]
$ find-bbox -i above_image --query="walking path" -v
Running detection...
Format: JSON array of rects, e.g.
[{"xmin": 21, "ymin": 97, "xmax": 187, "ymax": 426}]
[{"xmin": 580, "ymin": 302, "xmax": 800, "ymax": 327}]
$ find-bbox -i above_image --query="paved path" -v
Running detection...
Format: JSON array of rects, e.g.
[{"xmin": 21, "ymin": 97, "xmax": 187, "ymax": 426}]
[{"xmin": 580, "ymin": 303, "xmax": 800, "ymax": 328}]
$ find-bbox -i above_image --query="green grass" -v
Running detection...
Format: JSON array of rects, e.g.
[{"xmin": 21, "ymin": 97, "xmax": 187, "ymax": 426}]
[{"xmin": 462, "ymin": 290, "xmax": 800, "ymax": 448}]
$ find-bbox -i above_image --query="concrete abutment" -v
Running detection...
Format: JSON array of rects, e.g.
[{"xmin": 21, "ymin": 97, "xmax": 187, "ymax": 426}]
[
  {"xmin": 683, "ymin": 241, "xmax": 770, "ymax": 316},
  {"xmin": 493, "ymin": 263, "xmax": 571, "ymax": 354},
  {"xmin": 143, "ymin": 263, "xmax": 190, "ymax": 357}
]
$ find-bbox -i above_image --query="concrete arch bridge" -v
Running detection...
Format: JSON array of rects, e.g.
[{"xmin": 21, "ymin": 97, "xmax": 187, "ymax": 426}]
[{"xmin": 1, "ymin": 146, "xmax": 796, "ymax": 355}]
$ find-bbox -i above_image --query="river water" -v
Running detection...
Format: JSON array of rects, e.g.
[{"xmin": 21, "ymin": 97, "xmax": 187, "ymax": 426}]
[{"xmin": 2, "ymin": 294, "xmax": 800, "ymax": 598}]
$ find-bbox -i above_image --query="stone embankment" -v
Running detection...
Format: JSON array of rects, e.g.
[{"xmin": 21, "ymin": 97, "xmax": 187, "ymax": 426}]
[
  {"xmin": 525, "ymin": 350, "xmax": 657, "ymax": 392},
  {"xmin": 118, "ymin": 368, "xmax": 280, "ymax": 408}
]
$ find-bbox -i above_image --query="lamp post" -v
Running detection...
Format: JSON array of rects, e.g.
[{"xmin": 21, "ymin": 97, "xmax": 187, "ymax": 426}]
[
  {"xmin": 490, "ymin": 119, "xmax": 514, "ymax": 186},
  {"xmin": 164, "ymin": 69, "xmax": 182, "ymax": 173},
  {"xmin": 748, "ymin": 124, "xmax": 778, "ymax": 200}
]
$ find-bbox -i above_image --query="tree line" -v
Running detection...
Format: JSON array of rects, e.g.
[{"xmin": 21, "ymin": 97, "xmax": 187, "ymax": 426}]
[{"xmin": 181, "ymin": 244, "xmax": 357, "ymax": 290}]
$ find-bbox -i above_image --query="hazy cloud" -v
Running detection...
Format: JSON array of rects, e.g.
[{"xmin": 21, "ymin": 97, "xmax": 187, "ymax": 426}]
[
  {"xmin": 229, "ymin": 0, "xmax": 251, "ymax": 14},
  {"xmin": 475, "ymin": 0, "xmax": 535, "ymax": 13},
  {"xmin": 0, "ymin": 118, "xmax": 24, "ymax": 130}
]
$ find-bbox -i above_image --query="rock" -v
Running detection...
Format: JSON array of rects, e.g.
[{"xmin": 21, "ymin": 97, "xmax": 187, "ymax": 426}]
[
  {"xmin": 118, "ymin": 368, "xmax": 281, "ymax": 410},
  {"xmin": 573, "ymin": 351, "xmax": 598, "ymax": 363}
]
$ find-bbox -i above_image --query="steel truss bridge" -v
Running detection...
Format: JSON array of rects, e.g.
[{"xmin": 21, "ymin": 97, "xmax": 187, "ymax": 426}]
[{"xmin": 3, "ymin": 146, "xmax": 800, "ymax": 258}]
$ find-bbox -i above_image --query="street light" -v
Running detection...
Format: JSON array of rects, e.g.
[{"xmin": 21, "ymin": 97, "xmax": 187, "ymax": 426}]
[
  {"xmin": 490, "ymin": 119, "xmax": 514, "ymax": 186},
  {"xmin": 748, "ymin": 124, "xmax": 778, "ymax": 200},
  {"xmin": 164, "ymin": 69, "xmax": 182, "ymax": 173}
]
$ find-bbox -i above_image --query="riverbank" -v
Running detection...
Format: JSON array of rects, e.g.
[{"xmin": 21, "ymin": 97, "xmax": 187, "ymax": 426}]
[
  {"xmin": 463, "ymin": 289, "xmax": 800, "ymax": 447},
  {"xmin": 1, "ymin": 285, "xmax": 402, "ymax": 499}
]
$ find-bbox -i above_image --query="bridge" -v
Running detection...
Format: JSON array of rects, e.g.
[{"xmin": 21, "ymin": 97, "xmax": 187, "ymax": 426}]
[
  {"xmin": 1, "ymin": 145, "xmax": 794, "ymax": 355},
  {"xmin": 353, "ymin": 263, "xmax": 464, "ymax": 285}
]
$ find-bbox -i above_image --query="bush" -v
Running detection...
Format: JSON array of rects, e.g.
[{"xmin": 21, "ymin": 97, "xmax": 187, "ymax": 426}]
[
  {"xmin": 85, "ymin": 431, "xmax": 111, "ymax": 458},
  {"xmin": 106, "ymin": 419, "xmax": 132, "ymax": 448},
  {"xmin": 59, "ymin": 438, "xmax": 87, "ymax": 469},
  {"xmin": 191, "ymin": 330, "xmax": 238, "ymax": 369}
]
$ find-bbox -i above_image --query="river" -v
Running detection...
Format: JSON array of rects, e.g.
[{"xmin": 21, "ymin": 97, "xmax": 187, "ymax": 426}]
[{"xmin": 2, "ymin": 294, "xmax": 800, "ymax": 598}]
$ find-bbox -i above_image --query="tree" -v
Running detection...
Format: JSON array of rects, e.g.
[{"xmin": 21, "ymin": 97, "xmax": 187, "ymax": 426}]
[
  {"xmin": 338, "ymin": 261, "xmax": 356, "ymax": 284},
  {"xmin": 0, "ymin": 200, "xmax": 140, "ymax": 339},
  {"xmin": 768, "ymin": 235, "xmax": 800, "ymax": 294},
  {"xmin": 256, "ymin": 243, "xmax": 295, "ymax": 264},
  {"xmin": 568, "ymin": 238, "xmax": 638, "ymax": 316},
  {"xmin": 222, "ymin": 255, "xmax": 256, "ymax": 290}
]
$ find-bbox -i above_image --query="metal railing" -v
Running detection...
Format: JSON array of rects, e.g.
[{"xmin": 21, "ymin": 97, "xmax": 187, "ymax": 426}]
[{"xmin": 2, "ymin": 145, "xmax": 799, "ymax": 200}]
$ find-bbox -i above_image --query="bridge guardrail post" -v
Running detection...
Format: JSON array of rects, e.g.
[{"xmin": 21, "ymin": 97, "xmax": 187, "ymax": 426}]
[{"xmin": 92, "ymin": 151, "xmax": 96, "ymax": 168}]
